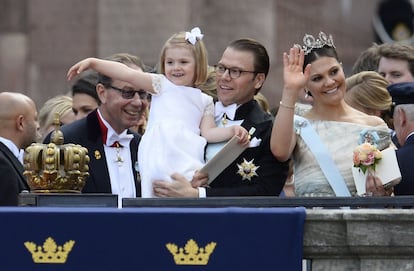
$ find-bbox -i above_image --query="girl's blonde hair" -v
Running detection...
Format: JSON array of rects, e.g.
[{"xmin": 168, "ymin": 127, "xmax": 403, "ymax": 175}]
[
  {"xmin": 254, "ymin": 92, "xmax": 271, "ymax": 114},
  {"xmin": 157, "ymin": 30, "xmax": 208, "ymax": 87},
  {"xmin": 39, "ymin": 95, "xmax": 73, "ymax": 140},
  {"xmin": 345, "ymin": 71, "xmax": 392, "ymax": 114},
  {"xmin": 198, "ymin": 65, "xmax": 217, "ymax": 99},
  {"xmin": 345, "ymin": 71, "xmax": 393, "ymax": 128}
]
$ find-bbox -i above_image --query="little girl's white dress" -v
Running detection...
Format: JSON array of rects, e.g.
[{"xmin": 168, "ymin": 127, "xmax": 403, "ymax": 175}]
[{"xmin": 138, "ymin": 74, "xmax": 214, "ymax": 197}]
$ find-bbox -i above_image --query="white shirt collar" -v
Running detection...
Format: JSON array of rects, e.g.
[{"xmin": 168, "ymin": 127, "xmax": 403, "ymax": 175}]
[
  {"xmin": 406, "ymin": 131, "xmax": 414, "ymax": 142},
  {"xmin": 97, "ymin": 110, "xmax": 133, "ymax": 147},
  {"xmin": 214, "ymin": 102, "xmax": 239, "ymax": 122}
]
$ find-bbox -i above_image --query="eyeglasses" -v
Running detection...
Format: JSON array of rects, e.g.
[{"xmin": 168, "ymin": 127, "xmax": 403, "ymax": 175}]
[
  {"xmin": 109, "ymin": 85, "xmax": 149, "ymax": 100},
  {"xmin": 214, "ymin": 64, "xmax": 257, "ymax": 79}
]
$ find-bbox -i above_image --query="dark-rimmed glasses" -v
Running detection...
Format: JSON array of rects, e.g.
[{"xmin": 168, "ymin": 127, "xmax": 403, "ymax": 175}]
[
  {"xmin": 214, "ymin": 64, "xmax": 257, "ymax": 79},
  {"xmin": 109, "ymin": 85, "xmax": 149, "ymax": 100}
]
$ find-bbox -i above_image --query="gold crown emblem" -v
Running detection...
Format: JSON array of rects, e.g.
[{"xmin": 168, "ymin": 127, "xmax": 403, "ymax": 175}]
[
  {"xmin": 166, "ymin": 239, "xmax": 216, "ymax": 265},
  {"xmin": 24, "ymin": 237, "xmax": 75, "ymax": 264},
  {"xmin": 23, "ymin": 113, "xmax": 90, "ymax": 193}
]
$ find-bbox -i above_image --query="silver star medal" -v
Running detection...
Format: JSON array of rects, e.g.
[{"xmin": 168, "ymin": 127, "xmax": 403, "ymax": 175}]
[{"xmin": 237, "ymin": 158, "xmax": 260, "ymax": 181}]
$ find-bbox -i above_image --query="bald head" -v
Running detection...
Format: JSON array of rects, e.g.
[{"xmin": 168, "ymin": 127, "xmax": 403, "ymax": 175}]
[
  {"xmin": 0, "ymin": 92, "xmax": 39, "ymax": 149},
  {"xmin": 0, "ymin": 92, "xmax": 33, "ymax": 119}
]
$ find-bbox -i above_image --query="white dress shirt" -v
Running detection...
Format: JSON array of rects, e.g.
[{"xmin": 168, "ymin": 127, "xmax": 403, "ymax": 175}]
[{"xmin": 97, "ymin": 110, "xmax": 136, "ymax": 207}]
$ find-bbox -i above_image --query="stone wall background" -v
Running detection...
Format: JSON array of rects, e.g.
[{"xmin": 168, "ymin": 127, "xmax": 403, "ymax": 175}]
[{"xmin": 0, "ymin": 0, "xmax": 382, "ymax": 109}]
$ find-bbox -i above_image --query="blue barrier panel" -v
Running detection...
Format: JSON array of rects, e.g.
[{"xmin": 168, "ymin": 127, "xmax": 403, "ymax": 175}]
[{"xmin": 0, "ymin": 206, "xmax": 305, "ymax": 271}]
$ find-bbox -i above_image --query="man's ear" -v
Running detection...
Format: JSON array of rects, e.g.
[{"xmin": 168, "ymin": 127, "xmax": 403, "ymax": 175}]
[
  {"xmin": 96, "ymin": 83, "xmax": 107, "ymax": 103},
  {"xmin": 396, "ymin": 106, "xmax": 407, "ymax": 127},
  {"xmin": 254, "ymin": 73, "xmax": 266, "ymax": 90},
  {"xmin": 15, "ymin": 114, "xmax": 25, "ymax": 132}
]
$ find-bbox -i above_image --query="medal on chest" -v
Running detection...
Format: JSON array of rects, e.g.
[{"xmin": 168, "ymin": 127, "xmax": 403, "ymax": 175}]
[
  {"xmin": 112, "ymin": 142, "xmax": 124, "ymax": 166},
  {"xmin": 237, "ymin": 158, "xmax": 259, "ymax": 181}
]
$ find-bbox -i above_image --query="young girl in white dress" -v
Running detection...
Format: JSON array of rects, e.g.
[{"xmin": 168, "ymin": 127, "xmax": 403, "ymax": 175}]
[{"xmin": 67, "ymin": 27, "xmax": 249, "ymax": 198}]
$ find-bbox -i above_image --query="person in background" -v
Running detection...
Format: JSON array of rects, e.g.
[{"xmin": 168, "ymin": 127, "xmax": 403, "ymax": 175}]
[
  {"xmin": 376, "ymin": 42, "xmax": 414, "ymax": 147},
  {"xmin": 152, "ymin": 38, "xmax": 289, "ymax": 197},
  {"xmin": 387, "ymin": 82, "xmax": 414, "ymax": 195},
  {"xmin": 254, "ymin": 92, "xmax": 271, "ymax": 114},
  {"xmin": 0, "ymin": 92, "xmax": 39, "ymax": 205},
  {"xmin": 38, "ymin": 95, "xmax": 75, "ymax": 141},
  {"xmin": 71, "ymin": 71, "xmax": 100, "ymax": 120},
  {"xmin": 377, "ymin": 42, "xmax": 414, "ymax": 84},
  {"xmin": 271, "ymin": 31, "xmax": 392, "ymax": 197},
  {"xmin": 345, "ymin": 71, "xmax": 392, "ymax": 128},
  {"xmin": 66, "ymin": 28, "xmax": 249, "ymax": 198},
  {"xmin": 45, "ymin": 53, "xmax": 147, "ymax": 206},
  {"xmin": 130, "ymin": 105, "xmax": 150, "ymax": 135},
  {"xmin": 198, "ymin": 65, "xmax": 218, "ymax": 100},
  {"xmin": 351, "ymin": 43, "xmax": 380, "ymax": 75}
]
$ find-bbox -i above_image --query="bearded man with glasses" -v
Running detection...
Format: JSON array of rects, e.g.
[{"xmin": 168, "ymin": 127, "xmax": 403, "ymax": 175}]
[{"xmin": 44, "ymin": 53, "xmax": 148, "ymax": 205}]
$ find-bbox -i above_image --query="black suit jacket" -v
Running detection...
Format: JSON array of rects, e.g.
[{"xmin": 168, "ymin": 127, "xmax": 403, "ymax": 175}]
[
  {"xmin": 206, "ymin": 100, "xmax": 289, "ymax": 196},
  {"xmin": 0, "ymin": 142, "xmax": 29, "ymax": 205},
  {"xmin": 44, "ymin": 110, "xmax": 141, "ymax": 195},
  {"xmin": 394, "ymin": 134, "xmax": 414, "ymax": 195}
]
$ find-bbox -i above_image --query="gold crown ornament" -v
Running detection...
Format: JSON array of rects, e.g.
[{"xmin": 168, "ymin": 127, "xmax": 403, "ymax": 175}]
[
  {"xmin": 166, "ymin": 239, "xmax": 216, "ymax": 265},
  {"xmin": 23, "ymin": 113, "xmax": 90, "ymax": 193},
  {"xmin": 24, "ymin": 237, "xmax": 75, "ymax": 264},
  {"xmin": 294, "ymin": 31, "xmax": 335, "ymax": 55}
]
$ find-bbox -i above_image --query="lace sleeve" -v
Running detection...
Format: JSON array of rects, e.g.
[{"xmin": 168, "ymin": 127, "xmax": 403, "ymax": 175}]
[
  {"xmin": 150, "ymin": 74, "xmax": 163, "ymax": 95},
  {"xmin": 203, "ymin": 99, "xmax": 214, "ymax": 117}
]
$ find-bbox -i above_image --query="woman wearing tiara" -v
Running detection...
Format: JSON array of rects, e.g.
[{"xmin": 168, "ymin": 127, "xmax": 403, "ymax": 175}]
[{"xmin": 270, "ymin": 32, "xmax": 392, "ymax": 197}]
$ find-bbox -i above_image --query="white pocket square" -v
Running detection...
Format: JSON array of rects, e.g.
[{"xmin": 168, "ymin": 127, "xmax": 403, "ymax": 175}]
[{"xmin": 249, "ymin": 137, "xmax": 262, "ymax": 148}]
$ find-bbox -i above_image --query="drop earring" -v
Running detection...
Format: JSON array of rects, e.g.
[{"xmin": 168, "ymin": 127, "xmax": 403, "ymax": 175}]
[{"xmin": 304, "ymin": 89, "xmax": 309, "ymax": 99}]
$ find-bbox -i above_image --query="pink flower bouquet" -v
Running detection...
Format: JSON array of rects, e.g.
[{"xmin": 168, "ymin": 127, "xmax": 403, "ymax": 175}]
[{"xmin": 353, "ymin": 142, "xmax": 382, "ymax": 174}]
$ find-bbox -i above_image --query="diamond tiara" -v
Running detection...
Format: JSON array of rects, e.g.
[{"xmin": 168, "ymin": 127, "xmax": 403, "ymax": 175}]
[{"xmin": 294, "ymin": 31, "xmax": 336, "ymax": 55}]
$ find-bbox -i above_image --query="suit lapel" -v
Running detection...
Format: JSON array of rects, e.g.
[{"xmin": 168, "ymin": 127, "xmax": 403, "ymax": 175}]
[
  {"xmin": 241, "ymin": 118, "xmax": 271, "ymax": 138},
  {"xmin": 234, "ymin": 99, "xmax": 272, "ymax": 138},
  {"xmin": 87, "ymin": 141, "xmax": 112, "ymax": 192},
  {"xmin": 128, "ymin": 133, "xmax": 141, "ymax": 195},
  {"xmin": 234, "ymin": 100, "xmax": 255, "ymax": 121},
  {"xmin": 405, "ymin": 134, "xmax": 414, "ymax": 145},
  {"xmin": 0, "ymin": 143, "xmax": 29, "ymax": 191},
  {"xmin": 83, "ymin": 112, "xmax": 112, "ymax": 193}
]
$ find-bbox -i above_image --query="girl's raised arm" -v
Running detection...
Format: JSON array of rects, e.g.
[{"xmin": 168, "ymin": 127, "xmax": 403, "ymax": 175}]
[{"xmin": 67, "ymin": 57, "xmax": 155, "ymax": 94}]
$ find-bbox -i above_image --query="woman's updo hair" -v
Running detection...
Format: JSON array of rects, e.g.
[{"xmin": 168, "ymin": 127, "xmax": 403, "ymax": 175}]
[{"xmin": 304, "ymin": 45, "xmax": 340, "ymax": 68}]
